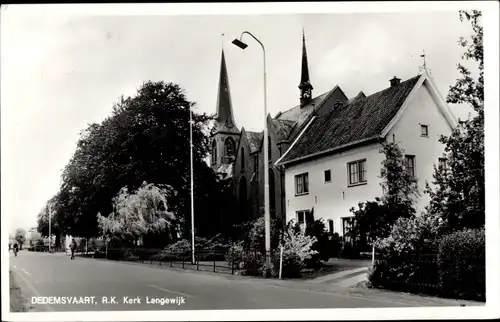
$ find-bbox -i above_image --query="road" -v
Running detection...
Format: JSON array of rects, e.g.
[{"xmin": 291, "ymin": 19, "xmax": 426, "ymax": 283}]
[{"xmin": 9, "ymin": 250, "xmax": 462, "ymax": 312}]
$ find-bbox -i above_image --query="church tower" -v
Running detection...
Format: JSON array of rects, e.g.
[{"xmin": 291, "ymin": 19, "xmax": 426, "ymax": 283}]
[
  {"xmin": 298, "ymin": 29, "xmax": 313, "ymax": 107},
  {"xmin": 210, "ymin": 49, "xmax": 241, "ymax": 170}
]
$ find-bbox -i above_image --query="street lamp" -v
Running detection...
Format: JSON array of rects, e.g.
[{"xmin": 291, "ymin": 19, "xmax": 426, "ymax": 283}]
[
  {"xmin": 190, "ymin": 104, "xmax": 195, "ymax": 265},
  {"xmin": 232, "ymin": 31, "xmax": 271, "ymax": 277}
]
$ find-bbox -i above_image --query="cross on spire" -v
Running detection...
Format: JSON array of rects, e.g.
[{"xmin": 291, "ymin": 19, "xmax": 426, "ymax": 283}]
[{"xmin": 419, "ymin": 49, "xmax": 432, "ymax": 75}]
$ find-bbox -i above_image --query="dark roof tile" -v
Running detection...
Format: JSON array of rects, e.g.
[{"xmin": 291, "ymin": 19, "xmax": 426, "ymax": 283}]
[
  {"xmin": 280, "ymin": 75, "xmax": 421, "ymax": 164},
  {"xmin": 246, "ymin": 131, "xmax": 264, "ymax": 153}
]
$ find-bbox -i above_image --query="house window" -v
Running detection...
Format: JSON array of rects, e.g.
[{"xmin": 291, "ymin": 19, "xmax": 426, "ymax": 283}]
[
  {"xmin": 253, "ymin": 155, "xmax": 259, "ymax": 173},
  {"xmin": 297, "ymin": 210, "xmax": 311, "ymax": 232},
  {"xmin": 295, "ymin": 173, "xmax": 309, "ymax": 195},
  {"xmin": 324, "ymin": 170, "xmax": 331, "ymax": 183},
  {"xmin": 348, "ymin": 159, "xmax": 367, "ymax": 186},
  {"xmin": 211, "ymin": 140, "xmax": 217, "ymax": 164},
  {"xmin": 421, "ymin": 124, "xmax": 429, "ymax": 137},
  {"xmin": 342, "ymin": 217, "xmax": 354, "ymax": 242},
  {"xmin": 439, "ymin": 157, "xmax": 447, "ymax": 170},
  {"xmin": 328, "ymin": 219, "xmax": 334, "ymax": 233},
  {"xmin": 405, "ymin": 155, "xmax": 416, "ymax": 177}
]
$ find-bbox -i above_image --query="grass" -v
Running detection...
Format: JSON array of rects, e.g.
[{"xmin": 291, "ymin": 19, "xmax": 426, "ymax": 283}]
[{"xmin": 9, "ymin": 270, "xmax": 29, "ymax": 312}]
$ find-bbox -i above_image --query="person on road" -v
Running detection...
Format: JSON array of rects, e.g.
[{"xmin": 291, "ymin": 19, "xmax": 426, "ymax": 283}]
[
  {"xmin": 70, "ymin": 239, "xmax": 77, "ymax": 260},
  {"xmin": 13, "ymin": 243, "xmax": 19, "ymax": 256}
]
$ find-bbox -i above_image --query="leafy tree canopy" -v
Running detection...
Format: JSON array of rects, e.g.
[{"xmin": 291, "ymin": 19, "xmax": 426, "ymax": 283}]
[{"xmin": 426, "ymin": 10, "xmax": 484, "ymax": 231}]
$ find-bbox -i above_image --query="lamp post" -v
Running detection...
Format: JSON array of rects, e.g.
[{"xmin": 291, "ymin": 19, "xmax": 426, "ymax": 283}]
[
  {"xmin": 232, "ymin": 32, "xmax": 271, "ymax": 277},
  {"xmin": 190, "ymin": 104, "xmax": 195, "ymax": 265}
]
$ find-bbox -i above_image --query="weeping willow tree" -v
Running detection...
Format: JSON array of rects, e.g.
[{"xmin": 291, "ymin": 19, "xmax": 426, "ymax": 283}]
[{"xmin": 97, "ymin": 182, "xmax": 177, "ymax": 248}]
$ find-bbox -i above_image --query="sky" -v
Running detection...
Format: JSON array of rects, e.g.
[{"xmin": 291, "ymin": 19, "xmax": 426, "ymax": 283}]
[{"xmin": 1, "ymin": 6, "xmax": 479, "ymax": 234}]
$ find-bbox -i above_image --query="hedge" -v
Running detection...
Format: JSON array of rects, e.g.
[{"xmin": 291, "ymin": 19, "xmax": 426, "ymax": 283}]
[
  {"xmin": 437, "ymin": 228, "xmax": 485, "ymax": 301},
  {"xmin": 369, "ymin": 228, "xmax": 485, "ymax": 301}
]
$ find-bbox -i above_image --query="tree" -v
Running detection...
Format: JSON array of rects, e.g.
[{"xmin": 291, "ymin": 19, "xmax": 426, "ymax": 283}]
[
  {"xmin": 425, "ymin": 10, "xmax": 484, "ymax": 231},
  {"xmin": 58, "ymin": 81, "xmax": 221, "ymax": 239},
  {"xmin": 15, "ymin": 228, "xmax": 27, "ymax": 250},
  {"xmin": 97, "ymin": 182, "xmax": 176, "ymax": 243},
  {"xmin": 349, "ymin": 142, "xmax": 420, "ymax": 247},
  {"xmin": 37, "ymin": 195, "xmax": 66, "ymax": 247}
]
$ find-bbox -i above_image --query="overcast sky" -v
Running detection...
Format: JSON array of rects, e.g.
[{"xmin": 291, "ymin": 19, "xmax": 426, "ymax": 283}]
[{"xmin": 2, "ymin": 6, "xmax": 479, "ymax": 234}]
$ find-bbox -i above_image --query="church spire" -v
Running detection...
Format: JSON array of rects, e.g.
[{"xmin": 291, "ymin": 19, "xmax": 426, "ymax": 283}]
[
  {"xmin": 215, "ymin": 49, "xmax": 237, "ymax": 131},
  {"xmin": 299, "ymin": 28, "xmax": 313, "ymax": 107}
]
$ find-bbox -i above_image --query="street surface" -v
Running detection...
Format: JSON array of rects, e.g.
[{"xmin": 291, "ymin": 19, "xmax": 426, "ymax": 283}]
[{"xmin": 9, "ymin": 250, "xmax": 470, "ymax": 312}]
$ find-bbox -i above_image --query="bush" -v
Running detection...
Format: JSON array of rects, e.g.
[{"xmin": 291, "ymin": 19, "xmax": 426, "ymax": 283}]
[
  {"xmin": 225, "ymin": 242, "xmax": 244, "ymax": 268},
  {"xmin": 437, "ymin": 228, "xmax": 485, "ymax": 301},
  {"xmin": 340, "ymin": 241, "xmax": 359, "ymax": 259},
  {"xmin": 376, "ymin": 213, "xmax": 443, "ymax": 255},
  {"xmin": 164, "ymin": 239, "xmax": 191, "ymax": 253},
  {"xmin": 272, "ymin": 223, "xmax": 318, "ymax": 278}
]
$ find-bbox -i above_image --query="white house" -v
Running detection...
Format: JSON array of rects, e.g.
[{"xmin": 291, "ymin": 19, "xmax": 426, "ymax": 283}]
[{"xmin": 276, "ymin": 71, "xmax": 458, "ymax": 237}]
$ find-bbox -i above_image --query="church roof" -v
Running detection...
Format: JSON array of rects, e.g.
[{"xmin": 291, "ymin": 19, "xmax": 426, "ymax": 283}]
[
  {"xmin": 213, "ymin": 50, "xmax": 239, "ymax": 135},
  {"xmin": 279, "ymin": 75, "xmax": 422, "ymax": 165},
  {"xmin": 275, "ymin": 87, "xmax": 339, "ymax": 131},
  {"xmin": 272, "ymin": 119, "xmax": 297, "ymax": 142},
  {"xmin": 246, "ymin": 131, "xmax": 263, "ymax": 153},
  {"xmin": 348, "ymin": 91, "xmax": 366, "ymax": 104}
]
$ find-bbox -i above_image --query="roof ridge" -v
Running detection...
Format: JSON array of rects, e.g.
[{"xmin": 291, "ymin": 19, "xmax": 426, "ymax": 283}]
[
  {"xmin": 278, "ymin": 87, "xmax": 336, "ymax": 115},
  {"xmin": 362, "ymin": 75, "xmax": 421, "ymax": 100}
]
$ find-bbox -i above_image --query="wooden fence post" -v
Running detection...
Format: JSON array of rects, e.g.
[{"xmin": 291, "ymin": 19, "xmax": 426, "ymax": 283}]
[{"xmin": 279, "ymin": 244, "xmax": 284, "ymax": 280}]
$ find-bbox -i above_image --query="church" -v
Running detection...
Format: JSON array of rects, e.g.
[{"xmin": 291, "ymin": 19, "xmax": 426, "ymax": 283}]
[
  {"xmin": 209, "ymin": 32, "xmax": 456, "ymax": 236},
  {"xmin": 210, "ymin": 31, "xmax": 355, "ymax": 223}
]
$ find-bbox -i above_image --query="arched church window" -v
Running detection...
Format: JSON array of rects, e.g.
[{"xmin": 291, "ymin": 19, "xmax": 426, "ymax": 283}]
[
  {"xmin": 268, "ymin": 136, "xmax": 272, "ymax": 160},
  {"xmin": 269, "ymin": 169, "xmax": 276, "ymax": 217},
  {"xmin": 241, "ymin": 147, "xmax": 245, "ymax": 170},
  {"xmin": 225, "ymin": 137, "xmax": 235, "ymax": 157},
  {"xmin": 211, "ymin": 140, "xmax": 217, "ymax": 164}
]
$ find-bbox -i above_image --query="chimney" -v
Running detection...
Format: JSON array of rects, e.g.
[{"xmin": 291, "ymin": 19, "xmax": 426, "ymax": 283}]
[{"xmin": 390, "ymin": 76, "xmax": 401, "ymax": 87}]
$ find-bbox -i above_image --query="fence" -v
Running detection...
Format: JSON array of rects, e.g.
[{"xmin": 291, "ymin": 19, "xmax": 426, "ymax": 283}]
[
  {"xmin": 26, "ymin": 245, "xmax": 66, "ymax": 253},
  {"xmin": 372, "ymin": 252, "xmax": 485, "ymax": 301},
  {"xmin": 77, "ymin": 247, "xmax": 282, "ymax": 277}
]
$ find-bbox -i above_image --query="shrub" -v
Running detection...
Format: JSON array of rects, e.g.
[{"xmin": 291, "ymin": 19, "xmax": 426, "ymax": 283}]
[
  {"xmin": 164, "ymin": 239, "xmax": 191, "ymax": 253},
  {"xmin": 376, "ymin": 213, "xmax": 444, "ymax": 255},
  {"xmin": 303, "ymin": 219, "xmax": 331, "ymax": 267},
  {"xmin": 437, "ymin": 228, "xmax": 485, "ymax": 301},
  {"xmin": 340, "ymin": 241, "xmax": 359, "ymax": 259},
  {"xmin": 225, "ymin": 242, "xmax": 244, "ymax": 268},
  {"xmin": 272, "ymin": 223, "xmax": 318, "ymax": 278}
]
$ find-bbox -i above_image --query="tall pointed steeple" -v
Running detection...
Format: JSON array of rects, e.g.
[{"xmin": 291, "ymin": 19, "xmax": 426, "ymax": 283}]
[
  {"xmin": 298, "ymin": 29, "xmax": 313, "ymax": 107},
  {"xmin": 214, "ymin": 49, "xmax": 238, "ymax": 133}
]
